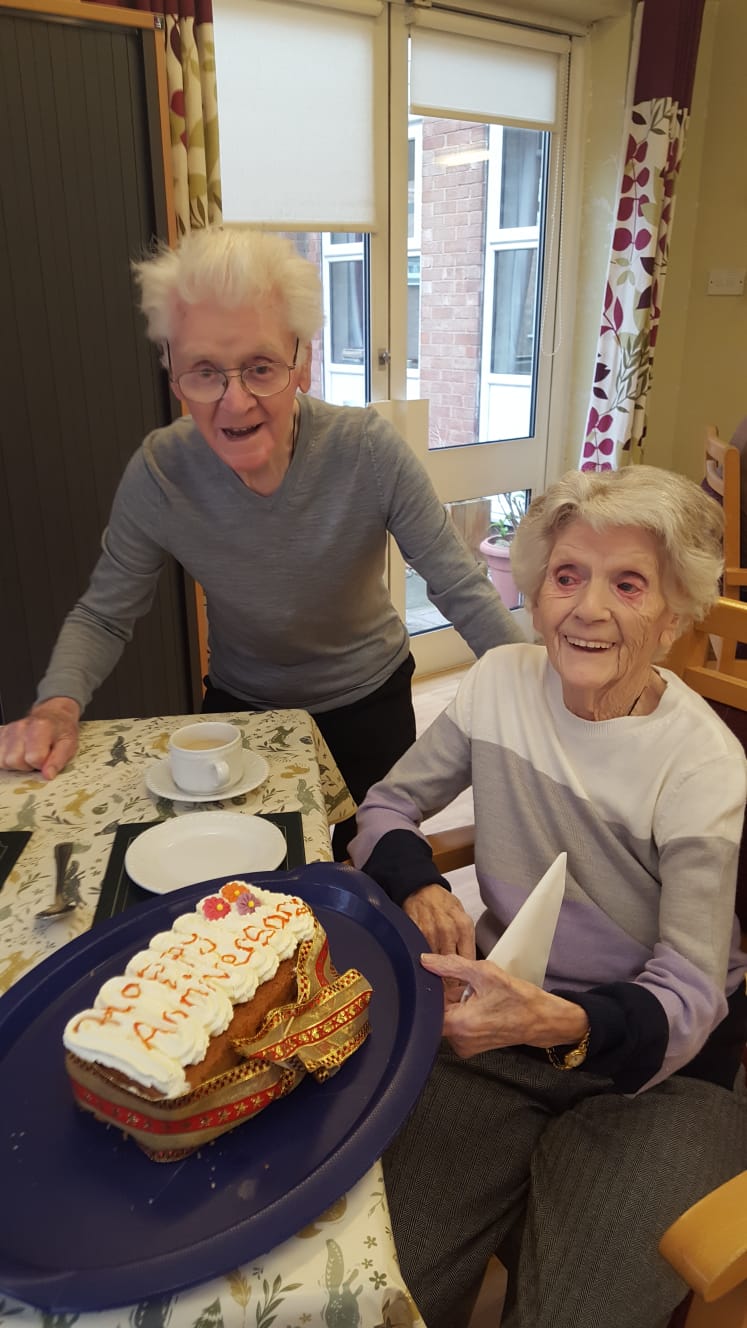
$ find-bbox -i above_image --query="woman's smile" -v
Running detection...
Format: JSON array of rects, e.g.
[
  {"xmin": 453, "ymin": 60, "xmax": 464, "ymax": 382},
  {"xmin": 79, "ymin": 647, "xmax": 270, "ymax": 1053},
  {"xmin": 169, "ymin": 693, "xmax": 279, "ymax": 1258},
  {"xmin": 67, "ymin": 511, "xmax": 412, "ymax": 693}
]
[{"xmin": 563, "ymin": 635, "xmax": 615, "ymax": 650}]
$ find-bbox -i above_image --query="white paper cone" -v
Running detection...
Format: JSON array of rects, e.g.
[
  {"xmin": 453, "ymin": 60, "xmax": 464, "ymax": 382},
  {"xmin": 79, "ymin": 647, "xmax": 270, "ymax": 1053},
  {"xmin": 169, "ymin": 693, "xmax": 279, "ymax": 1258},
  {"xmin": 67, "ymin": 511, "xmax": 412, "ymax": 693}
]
[{"xmin": 482, "ymin": 851, "xmax": 567, "ymax": 987}]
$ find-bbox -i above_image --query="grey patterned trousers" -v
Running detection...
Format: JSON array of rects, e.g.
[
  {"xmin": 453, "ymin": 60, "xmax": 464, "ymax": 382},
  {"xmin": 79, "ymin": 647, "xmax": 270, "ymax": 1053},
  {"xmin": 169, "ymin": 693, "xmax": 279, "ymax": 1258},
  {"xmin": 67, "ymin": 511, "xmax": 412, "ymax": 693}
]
[{"xmin": 383, "ymin": 1045, "xmax": 747, "ymax": 1328}]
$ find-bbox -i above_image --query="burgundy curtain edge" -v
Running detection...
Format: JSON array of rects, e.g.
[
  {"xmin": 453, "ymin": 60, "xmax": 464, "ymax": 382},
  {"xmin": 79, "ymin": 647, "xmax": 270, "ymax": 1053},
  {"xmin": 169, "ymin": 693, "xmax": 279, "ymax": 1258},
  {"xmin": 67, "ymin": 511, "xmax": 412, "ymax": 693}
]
[
  {"xmin": 83, "ymin": 0, "xmax": 215, "ymax": 21},
  {"xmin": 634, "ymin": 0, "xmax": 706, "ymax": 109}
]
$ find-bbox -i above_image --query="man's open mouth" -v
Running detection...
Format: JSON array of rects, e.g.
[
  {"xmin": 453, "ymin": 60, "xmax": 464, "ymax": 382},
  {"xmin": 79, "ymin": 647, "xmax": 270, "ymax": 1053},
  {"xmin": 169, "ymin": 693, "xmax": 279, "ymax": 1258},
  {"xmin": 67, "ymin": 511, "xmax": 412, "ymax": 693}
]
[{"xmin": 221, "ymin": 425, "xmax": 260, "ymax": 439}]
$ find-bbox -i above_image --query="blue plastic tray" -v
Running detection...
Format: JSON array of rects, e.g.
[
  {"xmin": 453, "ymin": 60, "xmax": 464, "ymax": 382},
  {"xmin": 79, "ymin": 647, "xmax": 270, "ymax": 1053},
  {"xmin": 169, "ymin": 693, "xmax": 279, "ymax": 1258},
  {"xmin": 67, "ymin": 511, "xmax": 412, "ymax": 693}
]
[{"xmin": 0, "ymin": 862, "xmax": 442, "ymax": 1311}]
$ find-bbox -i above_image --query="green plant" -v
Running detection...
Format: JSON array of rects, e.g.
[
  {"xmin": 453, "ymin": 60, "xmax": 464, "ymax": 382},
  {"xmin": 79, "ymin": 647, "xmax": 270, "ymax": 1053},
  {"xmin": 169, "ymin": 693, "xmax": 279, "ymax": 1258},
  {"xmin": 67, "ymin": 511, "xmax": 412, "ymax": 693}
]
[
  {"xmin": 488, "ymin": 516, "xmax": 515, "ymax": 540},
  {"xmin": 487, "ymin": 491, "xmax": 528, "ymax": 542}
]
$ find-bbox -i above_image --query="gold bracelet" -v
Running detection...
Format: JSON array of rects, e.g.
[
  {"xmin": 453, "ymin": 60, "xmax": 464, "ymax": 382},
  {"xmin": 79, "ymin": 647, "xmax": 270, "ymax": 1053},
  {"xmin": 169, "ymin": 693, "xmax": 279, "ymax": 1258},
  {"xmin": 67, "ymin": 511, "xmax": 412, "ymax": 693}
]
[{"xmin": 545, "ymin": 1027, "xmax": 591, "ymax": 1071}]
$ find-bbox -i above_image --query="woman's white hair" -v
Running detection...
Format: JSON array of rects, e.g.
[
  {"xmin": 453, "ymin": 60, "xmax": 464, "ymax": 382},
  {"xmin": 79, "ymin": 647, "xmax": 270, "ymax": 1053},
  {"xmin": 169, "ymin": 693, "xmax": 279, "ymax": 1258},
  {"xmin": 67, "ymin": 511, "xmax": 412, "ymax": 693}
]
[
  {"xmin": 510, "ymin": 465, "xmax": 724, "ymax": 630},
  {"xmin": 131, "ymin": 225, "xmax": 323, "ymax": 346}
]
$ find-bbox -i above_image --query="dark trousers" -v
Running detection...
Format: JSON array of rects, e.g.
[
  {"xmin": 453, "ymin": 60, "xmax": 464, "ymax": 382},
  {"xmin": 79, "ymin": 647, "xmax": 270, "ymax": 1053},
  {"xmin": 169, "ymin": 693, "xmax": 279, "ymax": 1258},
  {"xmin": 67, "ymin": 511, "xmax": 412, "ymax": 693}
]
[
  {"xmin": 384, "ymin": 1045, "xmax": 747, "ymax": 1328},
  {"xmin": 202, "ymin": 654, "xmax": 417, "ymax": 860}
]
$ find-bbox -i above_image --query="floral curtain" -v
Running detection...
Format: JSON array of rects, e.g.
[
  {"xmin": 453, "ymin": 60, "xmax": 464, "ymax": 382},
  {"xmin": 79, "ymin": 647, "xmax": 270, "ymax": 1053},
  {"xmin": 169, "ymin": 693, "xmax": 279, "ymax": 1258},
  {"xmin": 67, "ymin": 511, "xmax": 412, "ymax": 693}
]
[
  {"xmin": 85, "ymin": 0, "xmax": 222, "ymax": 236},
  {"xmin": 580, "ymin": 0, "xmax": 705, "ymax": 471}
]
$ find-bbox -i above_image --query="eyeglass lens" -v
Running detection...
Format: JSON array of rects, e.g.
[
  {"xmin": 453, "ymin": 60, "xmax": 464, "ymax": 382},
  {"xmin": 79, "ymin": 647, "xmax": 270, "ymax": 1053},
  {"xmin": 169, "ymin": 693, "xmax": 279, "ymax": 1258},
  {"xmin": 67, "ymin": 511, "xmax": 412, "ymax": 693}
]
[{"xmin": 176, "ymin": 363, "xmax": 293, "ymax": 402}]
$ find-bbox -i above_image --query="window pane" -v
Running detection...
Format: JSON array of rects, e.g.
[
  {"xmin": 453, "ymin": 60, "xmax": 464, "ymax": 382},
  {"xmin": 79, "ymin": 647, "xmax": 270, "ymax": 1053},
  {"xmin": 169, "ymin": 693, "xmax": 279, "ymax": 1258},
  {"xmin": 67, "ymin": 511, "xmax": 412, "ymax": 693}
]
[
  {"xmin": 330, "ymin": 260, "xmax": 365, "ymax": 364},
  {"xmin": 405, "ymin": 491, "xmax": 528, "ymax": 636},
  {"xmin": 491, "ymin": 247, "xmax": 538, "ymax": 376},
  {"xmin": 407, "ymin": 256, "xmax": 420, "ymax": 368},
  {"xmin": 275, "ymin": 232, "xmax": 369, "ymax": 407},
  {"xmin": 408, "ymin": 138, "xmax": 416, "ymax": 240},
  {"xmin": 500, "ymin": 128, "xmax": 543, "ymax": 229},
  {"xmin": 407, "ymin": 107, "xmax": 548, "ymax": 445}
]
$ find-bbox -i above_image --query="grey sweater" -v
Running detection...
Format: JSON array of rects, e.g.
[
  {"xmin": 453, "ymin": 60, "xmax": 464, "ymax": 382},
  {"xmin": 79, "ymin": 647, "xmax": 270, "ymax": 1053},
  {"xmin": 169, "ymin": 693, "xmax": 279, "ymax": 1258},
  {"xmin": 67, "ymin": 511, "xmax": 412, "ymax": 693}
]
[{"xmin": 38, "ymin": 395, "xmax": 524, "ymax": 715}]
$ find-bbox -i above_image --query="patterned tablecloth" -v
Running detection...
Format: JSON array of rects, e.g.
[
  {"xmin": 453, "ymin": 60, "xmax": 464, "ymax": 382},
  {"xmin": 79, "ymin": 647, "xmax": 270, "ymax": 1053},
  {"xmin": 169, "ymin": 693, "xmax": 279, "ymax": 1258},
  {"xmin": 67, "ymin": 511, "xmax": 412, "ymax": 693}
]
[{"xmin": 0, "ymin": 710, "xmax": 424, "ymax": 1328}]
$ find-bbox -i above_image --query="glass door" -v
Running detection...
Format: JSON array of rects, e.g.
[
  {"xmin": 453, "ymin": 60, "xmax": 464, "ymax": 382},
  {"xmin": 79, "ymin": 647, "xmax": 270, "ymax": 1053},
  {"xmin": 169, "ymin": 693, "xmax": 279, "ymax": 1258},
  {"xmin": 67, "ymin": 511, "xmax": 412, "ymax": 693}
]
[
  {"xmin": 383, "ymin": 6, "xmax": 570, "ymax": 674},
  {"xmin": 219, "ymin": 0, "xmax": 573, "ymax": 679}
]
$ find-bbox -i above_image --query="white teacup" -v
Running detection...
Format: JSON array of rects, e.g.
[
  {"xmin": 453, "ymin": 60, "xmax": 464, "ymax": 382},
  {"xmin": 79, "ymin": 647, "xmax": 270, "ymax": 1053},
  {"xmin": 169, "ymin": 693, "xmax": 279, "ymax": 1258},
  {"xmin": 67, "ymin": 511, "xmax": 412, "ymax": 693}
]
[{"xmin": 168, "ymin": 722, "xmax": 244, "ymax": 795}]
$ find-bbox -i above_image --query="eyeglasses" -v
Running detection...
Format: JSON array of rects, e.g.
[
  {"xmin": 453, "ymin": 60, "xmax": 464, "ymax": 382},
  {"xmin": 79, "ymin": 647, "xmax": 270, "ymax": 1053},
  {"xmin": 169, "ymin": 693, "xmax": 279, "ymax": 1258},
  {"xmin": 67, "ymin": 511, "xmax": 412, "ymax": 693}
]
[{"xmin": 167, "ymin": 339, "xmax": 300, "ymax": 403}]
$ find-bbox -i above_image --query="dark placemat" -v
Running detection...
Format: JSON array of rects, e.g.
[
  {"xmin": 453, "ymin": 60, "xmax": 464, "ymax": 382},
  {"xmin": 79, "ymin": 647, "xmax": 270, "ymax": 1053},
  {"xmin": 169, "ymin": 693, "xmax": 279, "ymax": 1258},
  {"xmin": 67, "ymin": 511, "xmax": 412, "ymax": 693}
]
[
  {"xmin": 0, "ymin": 831, "xmax": 32, "ymax": 893},
  {"xmin": 93, "ymin": 810, "xmax": 307, "ymax": 926}
]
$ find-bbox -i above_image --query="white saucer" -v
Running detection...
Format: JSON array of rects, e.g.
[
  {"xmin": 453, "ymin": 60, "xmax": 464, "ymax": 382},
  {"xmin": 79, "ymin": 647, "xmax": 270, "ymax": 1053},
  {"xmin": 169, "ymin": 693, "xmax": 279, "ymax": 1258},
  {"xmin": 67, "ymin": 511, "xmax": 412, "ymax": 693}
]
[
  {"xmin": 124, "ymin": 811, "xmax": 287, "ymax": 894},
  {"xmin": 144, "ymin": 750, "xmax": 269, "ymax": 803}
]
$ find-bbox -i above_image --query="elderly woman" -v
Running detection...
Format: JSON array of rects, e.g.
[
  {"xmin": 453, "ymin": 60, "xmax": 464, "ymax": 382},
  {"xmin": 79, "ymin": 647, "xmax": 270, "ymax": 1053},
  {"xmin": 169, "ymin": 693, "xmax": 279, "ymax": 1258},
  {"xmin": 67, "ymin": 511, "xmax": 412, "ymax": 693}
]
[
  {"xmin": 0, "ymin": 225, "xmax": 522, "ymax": 856},
  {"xmin": 350, "ymin": 466, "xmax": 747, "ymax": 1328}
]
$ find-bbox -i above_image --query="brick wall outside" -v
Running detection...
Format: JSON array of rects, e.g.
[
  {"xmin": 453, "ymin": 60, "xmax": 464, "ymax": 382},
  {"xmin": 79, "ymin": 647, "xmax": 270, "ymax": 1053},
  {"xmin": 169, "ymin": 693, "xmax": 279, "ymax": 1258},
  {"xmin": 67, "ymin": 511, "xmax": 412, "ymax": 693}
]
[
  {"xmin": 281, "ymin": 121, "xmax": 492, "ymax": 434},
  {"xmin": 420, "ymin": 119, "xmax": 488, "ymax": 448}
]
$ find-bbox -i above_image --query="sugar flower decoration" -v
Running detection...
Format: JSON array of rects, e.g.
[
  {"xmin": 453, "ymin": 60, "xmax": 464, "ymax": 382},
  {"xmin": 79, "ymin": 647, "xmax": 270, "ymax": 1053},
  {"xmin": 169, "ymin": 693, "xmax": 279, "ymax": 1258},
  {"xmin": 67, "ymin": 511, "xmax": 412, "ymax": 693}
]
[
  {"xmin": 234, "ymin": 892, "xmax": 259, "ymax": 915},
  {"xmin": 201, "ymin": 895, "xmax": 231, "ymax": 920},
  {"xmin": 220, "ymin": 880, "xmax": 252, "ymax": 903}
]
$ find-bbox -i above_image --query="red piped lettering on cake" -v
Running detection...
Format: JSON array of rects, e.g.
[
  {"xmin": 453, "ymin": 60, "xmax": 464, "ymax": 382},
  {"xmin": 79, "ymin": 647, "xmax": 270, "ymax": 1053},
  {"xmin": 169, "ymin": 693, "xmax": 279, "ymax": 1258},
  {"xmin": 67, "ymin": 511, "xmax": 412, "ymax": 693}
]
[
  {"xmin": 133, "ymin": 1017, "xmax": 186, "ymax": 1048},
  {"xmin": 176, "ymin": 932, "xmax": 218, "ymax": 956},
  {"xmin": 72, "ymin": 1006, "xmax": 126, "ymax": 1032},
  {"xmin": 133, "ymin": 961, "xmax": 178, "ymax": 990}
]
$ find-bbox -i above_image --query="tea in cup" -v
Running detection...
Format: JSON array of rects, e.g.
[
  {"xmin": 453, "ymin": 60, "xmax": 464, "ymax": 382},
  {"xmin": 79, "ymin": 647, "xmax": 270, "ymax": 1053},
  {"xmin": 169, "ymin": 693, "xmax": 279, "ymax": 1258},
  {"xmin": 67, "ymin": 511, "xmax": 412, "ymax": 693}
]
[{"xmin": 168, "ymin": 722, "xmax": 243, "ymax": 795}]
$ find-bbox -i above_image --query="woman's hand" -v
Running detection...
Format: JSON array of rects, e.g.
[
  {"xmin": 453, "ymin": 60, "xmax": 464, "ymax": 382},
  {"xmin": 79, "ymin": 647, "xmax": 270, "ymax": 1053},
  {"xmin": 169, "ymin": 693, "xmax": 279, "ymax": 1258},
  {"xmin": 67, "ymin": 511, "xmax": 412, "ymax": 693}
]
[
  {"xmin": 403, "ymin": 886, "xmax": 476, "ymax": 960},
  {"xmin": 421, "ymin": 952, "xmax": 589, "ymax": 1058},
  {"xmin": 0, "ymin": 698, "xmax": 81, "ymax": 780}
]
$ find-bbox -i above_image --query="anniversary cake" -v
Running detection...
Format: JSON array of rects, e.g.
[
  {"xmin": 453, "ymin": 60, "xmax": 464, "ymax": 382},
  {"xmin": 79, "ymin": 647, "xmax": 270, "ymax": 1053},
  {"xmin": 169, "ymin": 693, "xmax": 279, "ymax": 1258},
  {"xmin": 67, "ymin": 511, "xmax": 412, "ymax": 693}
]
[{"xmin": 64, "ymin": 881, "xmax": 373, "ymax": 1160}]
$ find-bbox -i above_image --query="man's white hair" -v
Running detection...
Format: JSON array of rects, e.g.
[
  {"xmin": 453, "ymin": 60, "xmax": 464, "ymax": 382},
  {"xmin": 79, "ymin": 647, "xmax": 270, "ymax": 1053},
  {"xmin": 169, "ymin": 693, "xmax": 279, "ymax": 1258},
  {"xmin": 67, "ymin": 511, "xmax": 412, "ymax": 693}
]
[{"xmin": 132, "ymin": 225, "xmax": 323, "ymax": 346}]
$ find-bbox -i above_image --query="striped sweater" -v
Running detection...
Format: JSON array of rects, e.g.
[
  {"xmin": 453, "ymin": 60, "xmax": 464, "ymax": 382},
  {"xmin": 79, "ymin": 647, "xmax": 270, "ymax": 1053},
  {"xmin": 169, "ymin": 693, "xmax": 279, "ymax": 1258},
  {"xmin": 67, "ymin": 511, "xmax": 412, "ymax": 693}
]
[{"xmin": 351, "ymin": 644, "xmax": 747, "ymax": 1093}]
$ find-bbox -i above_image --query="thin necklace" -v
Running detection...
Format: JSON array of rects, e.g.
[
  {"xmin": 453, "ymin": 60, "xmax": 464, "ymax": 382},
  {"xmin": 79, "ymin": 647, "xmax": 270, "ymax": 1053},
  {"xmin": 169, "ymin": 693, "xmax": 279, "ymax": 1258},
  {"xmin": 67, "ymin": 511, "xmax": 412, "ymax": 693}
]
[{"xmin": 627, "ymin": 686, "xmax": 645, "ymax": 716}]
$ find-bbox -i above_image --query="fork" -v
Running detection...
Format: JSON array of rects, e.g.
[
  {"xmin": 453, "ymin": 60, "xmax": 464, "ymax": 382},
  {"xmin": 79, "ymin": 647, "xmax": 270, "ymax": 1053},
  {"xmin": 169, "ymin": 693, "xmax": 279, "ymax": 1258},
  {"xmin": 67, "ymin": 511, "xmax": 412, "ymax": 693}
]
[{"xmin": 35, "ymin": 841, "xmax": 76, "ymax": 919}]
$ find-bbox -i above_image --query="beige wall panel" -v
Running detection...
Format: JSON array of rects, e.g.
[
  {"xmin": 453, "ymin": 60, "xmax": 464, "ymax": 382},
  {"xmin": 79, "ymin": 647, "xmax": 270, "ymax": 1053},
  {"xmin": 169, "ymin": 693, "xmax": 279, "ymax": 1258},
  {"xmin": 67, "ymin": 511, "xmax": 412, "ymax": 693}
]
[{"xmin": 646, "ymin": 0, "xmax": 747, "ymax": 481}]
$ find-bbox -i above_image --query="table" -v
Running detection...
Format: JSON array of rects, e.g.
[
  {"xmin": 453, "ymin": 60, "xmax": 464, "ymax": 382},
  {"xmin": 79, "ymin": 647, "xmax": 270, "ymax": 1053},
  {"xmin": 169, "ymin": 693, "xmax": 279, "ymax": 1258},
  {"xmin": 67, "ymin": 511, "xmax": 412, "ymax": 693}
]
[{"xmin": 0, "ymin": 709, "xmax": 425, "ymax": 1328}]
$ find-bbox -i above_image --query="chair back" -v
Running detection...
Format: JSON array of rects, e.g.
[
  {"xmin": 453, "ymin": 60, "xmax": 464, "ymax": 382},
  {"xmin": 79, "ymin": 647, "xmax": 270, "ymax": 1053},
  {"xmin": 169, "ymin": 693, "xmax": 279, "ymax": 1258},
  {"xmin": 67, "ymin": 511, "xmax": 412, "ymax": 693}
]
[
  {"xmin": 703, "ymin": 425, "xmax": 747, "ymax": 604},
  {"xmin": 664, "ymin": 596, "xmax": 747, "ymax": 937}
]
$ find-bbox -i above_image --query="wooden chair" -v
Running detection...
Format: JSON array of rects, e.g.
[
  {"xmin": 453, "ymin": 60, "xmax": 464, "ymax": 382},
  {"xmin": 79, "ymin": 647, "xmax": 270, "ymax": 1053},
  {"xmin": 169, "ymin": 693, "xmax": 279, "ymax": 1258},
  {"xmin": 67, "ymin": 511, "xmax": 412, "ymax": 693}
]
[
  {"xmin": 703, "ymin": 426, "xmax": 747, "ymax": 674},
  {"xmin": 704, "ymin": 425, "xmax": 745, "ymax": 600},
  {"xmin": 427, "ymin": 597, "xmax": 747, "ymax": 1327},
  {"xmin": 656, "ymin": 596, "xmax": 747, "ymax": 1325},
  {"xmin": 665, "ymin": 595, "xmax": 747, "ymax": 712}
]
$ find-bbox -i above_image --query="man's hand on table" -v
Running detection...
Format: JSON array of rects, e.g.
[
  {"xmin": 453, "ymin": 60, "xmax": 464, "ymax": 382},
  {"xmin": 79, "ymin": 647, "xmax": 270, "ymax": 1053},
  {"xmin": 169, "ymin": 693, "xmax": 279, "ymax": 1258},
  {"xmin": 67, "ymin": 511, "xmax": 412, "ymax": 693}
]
[{"xmin": 0, "ymin": 697, "xmax": 81, "ymax": 780}]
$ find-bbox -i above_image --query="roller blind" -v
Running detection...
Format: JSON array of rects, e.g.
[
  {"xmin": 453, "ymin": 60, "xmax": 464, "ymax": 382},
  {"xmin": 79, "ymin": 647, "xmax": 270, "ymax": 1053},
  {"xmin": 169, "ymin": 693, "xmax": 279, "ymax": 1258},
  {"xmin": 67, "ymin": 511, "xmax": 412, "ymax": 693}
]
[
  {"xmin": 409, "ymin": 11, "xmax": 568, "ymax": 132},
  {"xmin": 213, "ymin": 0, "xmax": 383, "ymax": 229}
]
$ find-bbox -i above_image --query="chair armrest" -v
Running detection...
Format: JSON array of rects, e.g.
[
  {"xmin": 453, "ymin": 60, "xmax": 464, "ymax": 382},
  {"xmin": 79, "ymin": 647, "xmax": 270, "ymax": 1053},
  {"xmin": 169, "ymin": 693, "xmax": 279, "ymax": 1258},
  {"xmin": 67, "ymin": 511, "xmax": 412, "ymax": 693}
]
[
  {"xmin": 658, "ymin": 1170, "xmax": 747, "ymax": 1301},
  {"xmin": 427, "ymin": 824, "xmax": 475, "ymax": 874}
]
